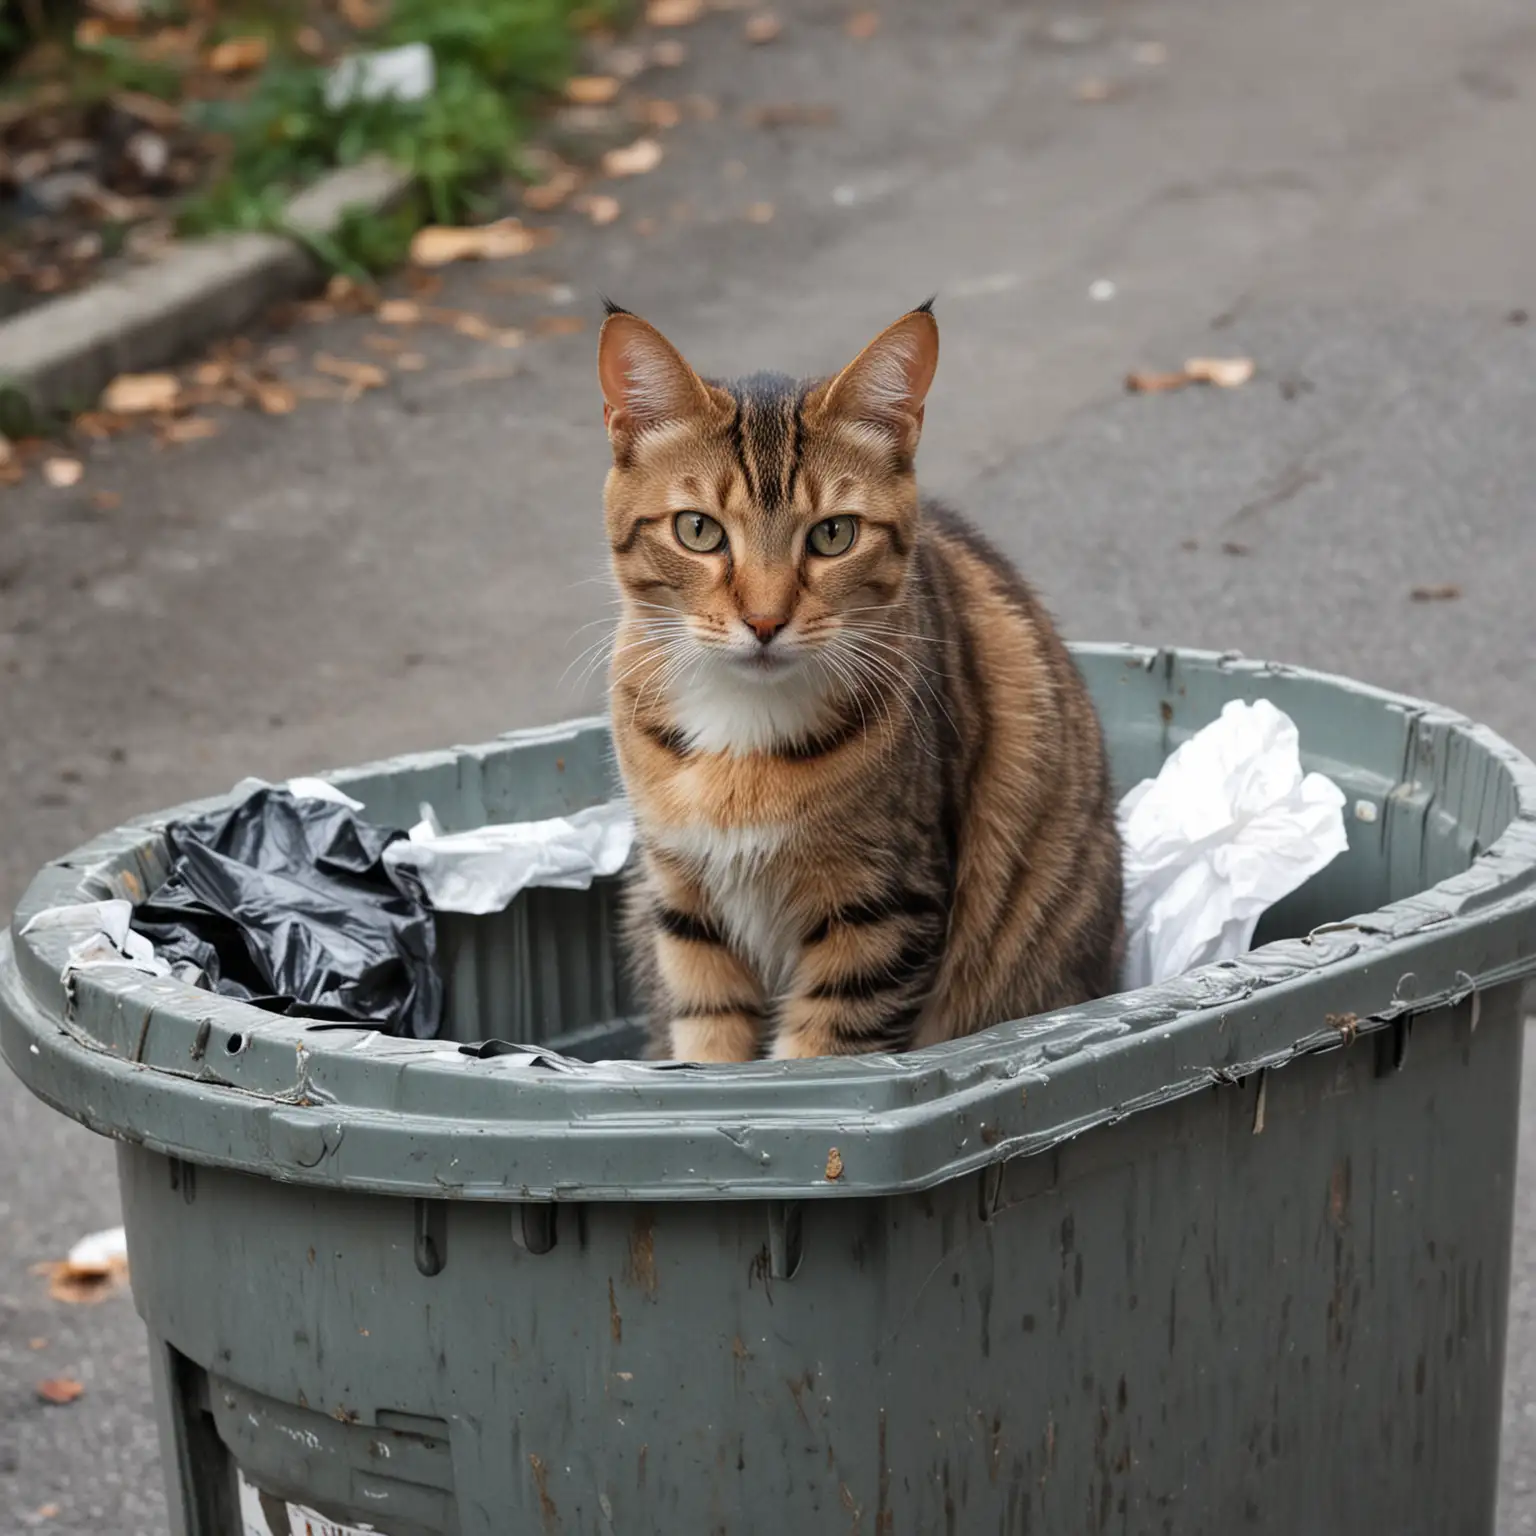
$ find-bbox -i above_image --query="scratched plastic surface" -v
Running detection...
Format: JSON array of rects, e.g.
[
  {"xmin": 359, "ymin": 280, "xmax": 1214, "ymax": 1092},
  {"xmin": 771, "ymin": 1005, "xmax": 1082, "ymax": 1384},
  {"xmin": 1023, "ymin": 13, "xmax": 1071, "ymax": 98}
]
[{"xmin": 4, "ymin": 645, "xmax": 1536, "ymax": 1534}]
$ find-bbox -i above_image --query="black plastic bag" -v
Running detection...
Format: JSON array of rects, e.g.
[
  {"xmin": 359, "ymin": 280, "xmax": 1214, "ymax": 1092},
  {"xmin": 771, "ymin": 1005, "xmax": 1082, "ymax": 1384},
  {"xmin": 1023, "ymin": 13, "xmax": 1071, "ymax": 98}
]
[{"xmin": 131, "ymin": 787, "xmax": 442, "ymax": 1038}]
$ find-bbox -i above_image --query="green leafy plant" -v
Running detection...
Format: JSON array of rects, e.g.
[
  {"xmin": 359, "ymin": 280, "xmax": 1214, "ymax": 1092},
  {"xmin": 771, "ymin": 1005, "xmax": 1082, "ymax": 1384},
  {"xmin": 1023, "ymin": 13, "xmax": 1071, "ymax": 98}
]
[{"xmin": 178, "ymin": 0, "xmax": 627, "ymax": 263}]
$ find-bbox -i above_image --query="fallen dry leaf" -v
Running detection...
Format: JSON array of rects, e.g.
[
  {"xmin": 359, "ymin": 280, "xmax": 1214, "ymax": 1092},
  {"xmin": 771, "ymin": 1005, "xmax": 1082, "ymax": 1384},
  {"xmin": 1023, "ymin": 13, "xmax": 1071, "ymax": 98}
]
[
  {"xmin": 745, "ymin": 11, "xmax": 782, "ymax": 43},
  {"xmin": 90, "ymin": 491, "xmax": 121, "ymax": 511},
  {"xmin": 294, "ymin": 24, "xmax": 327, "ymax": 57},
  {"xmin": 647, "ymin": 0, "xmax": 703, "ymax": 24},
  {"xmin": 410, "ymin": 220, "xmax": 544, "ymax": 266},
  {"xmin": 602, "ymin": 137, "xmax": 664, "ymax": 178},
  {"xmin": 1129, "ymin": 357, "xmax": 1256, "ymax": 393},
  {"xmin": 523, "ymin": 166, "xmax": 581, "ymax": 212},
  {"xmin": 1074, "ymin": 77, "xmax": 1120, "ymax": 103},
  {"xmin": 395, "ymin": 352, "xmax": 427, "ymax": 371},
  {"xmin": 406, "ymin": 268, "xmax": 444, "ymax": 299},
  {"xmin": 1133, "ymin": 40, "xmax": 1169, "ymax": 65},
  {"xmin": 453, "ymin": 313, "xmax": 498, "ymax": 340},
  {"xmin": 1125, "ymin": 369, "xmax": 1189, "ymax": 395},
  {"xmin": 567, "ymin": 74, "xmax": 620, "ymax": 105},
  {"xmin": 36, "ymin": 1227, "xmax": 129, "ymax": 1303},
  {"xmin": 745, "ymin": 201, "xmax": 776, "ymax": 223},
  {"xmin": 364, "ymin": 333, "xmax": 406, "ymax": 354},
  {"xmin": 292, "ymin": 378, "xmax": 347, "ymax": 402},
  {"xmin": 377, "ymin": 299, "xmax": 423, "ymax": 325},
  {"xmin": 1185, "ymin": 356, "xmax": 1255, "ymax": 388},
  {"xmin": 535, "ymin": 315, "xmax": 588, "ymax": 338},
  {"xmin": 251, "ymin": 379, "xmax": 296, "ymax": 416},
  {"xmin": 651, "ymin": 38, "xmax": 688, "ymax": 66},
  {"xmin": 749, "ymin": 102, "xmax": 839, "ymax": 127},
  {"xmin": 101, "ymin": 372, "xmax": 180, "ymax": 414},
  {"xmin": 845, "ymin": 9, "xmax": 880, "ymax": 39},
  {"xmin": 32, "ymin": 1506, "xmax": 60, "ymax": 1522},
  {"xmin": 264, "ymin": 344, "xmax": 299, "ymax": 365},
  {"xmin": 138, "ymin": 23, "xmax": 200, "ymax": 62},
  {"xmin": 157, "ymin": 416, "xmax": 220, "ymax": 446},
  {"xmin": 1410, "ymin": 583, "xmax": 1463, "ymax": 603},
  {"xmin": 641, "ymin": 98, "xmax": 683, "ymax": 129},
  {"xmin": 325, "ymin": 274, "xmax": 377, "ymax": 312},
  {"xmin": 339, "ymin": 0, "xmax": 383, "ymax": 27},
  {"xmin": 28, "ymin": 1337, "xmax": 47, "ymax": 1351},
  {"xmin": 685, "ymin": 93, "xmax": 720, "ymax": 120},
  {"xmin": 36, "ymin": 1378, "xmax": 85, "ymax": 1405},
  {"xmin": 576, "ymin": 192, "xmax": 623, "ymax": 225},
  {"xmin": 634, "ymin": 216, "xmax": 659, "ymax": 236},
  {"xmin": 73, "ymin": 412, "xmax": 133, "ymax": 440},
  {"xmin": 206, "ymin": 35, "xmax": 268, "ymax": 74},
  {"xmin": 1220, "ymin": 540, "xmax": 1251, "ymax": 557},
  {"xmin": 42, "ymin": 459, "xmax": 83, "ymax": 489},
  {"xmin": 192, "ymin": 360, "xmax": 232, "ymax": 388},
  {"xmin": 111, "ymin": 90, "xmax": 182, "ymax": 131},
  {"xmin": 314, "ymin": 355, "xmax": 388, "ymax": 391},
  {"xmin": 825, "ymin": 1147, "xmax": 844, "ymax": 1181},
  {"xmin": 496, "ymin": 328, "xmax": 526, "ymax": 349}
]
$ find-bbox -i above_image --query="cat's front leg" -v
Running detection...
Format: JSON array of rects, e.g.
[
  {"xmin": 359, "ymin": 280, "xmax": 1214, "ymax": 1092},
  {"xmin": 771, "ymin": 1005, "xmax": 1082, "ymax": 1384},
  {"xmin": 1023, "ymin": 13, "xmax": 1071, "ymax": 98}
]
[
  {"xmin": 772, "ymin": 888, "xmax": 947, "ymax": 1058},
  {"xmin": 644, "ymin": 866, "xmax": 767, "ymax": 1062}
]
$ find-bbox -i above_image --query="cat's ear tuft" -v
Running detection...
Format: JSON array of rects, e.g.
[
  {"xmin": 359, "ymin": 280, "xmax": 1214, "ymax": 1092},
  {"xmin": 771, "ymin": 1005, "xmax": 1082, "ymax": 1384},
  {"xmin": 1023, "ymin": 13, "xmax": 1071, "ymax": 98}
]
[
  {"xmin": 598, "ymin": 310, "xmax": 714, "ymax": 444},
  {"xmin": 820, "ymin": 305, "xmax": 939, "ymax": 443}
]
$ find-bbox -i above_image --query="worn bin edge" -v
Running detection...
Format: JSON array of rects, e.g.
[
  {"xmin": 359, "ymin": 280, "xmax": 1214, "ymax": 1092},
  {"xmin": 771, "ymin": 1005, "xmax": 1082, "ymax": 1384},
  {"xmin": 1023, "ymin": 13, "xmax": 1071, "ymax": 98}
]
[{"xmin": 5, "ymin": 645, "xmax": 1536, "ymax": 1203}]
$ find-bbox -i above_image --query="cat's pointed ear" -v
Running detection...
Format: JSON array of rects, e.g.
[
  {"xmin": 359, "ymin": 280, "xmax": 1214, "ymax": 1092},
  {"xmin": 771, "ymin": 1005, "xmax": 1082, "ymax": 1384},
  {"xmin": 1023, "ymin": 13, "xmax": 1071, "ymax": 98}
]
[
  {"xmin": 598, "ymin": 306, "xmax": 717, "ymax": 446},
  {"xmin": 819, "ymin": 303, "xmax": 939, "ymax": 445}
]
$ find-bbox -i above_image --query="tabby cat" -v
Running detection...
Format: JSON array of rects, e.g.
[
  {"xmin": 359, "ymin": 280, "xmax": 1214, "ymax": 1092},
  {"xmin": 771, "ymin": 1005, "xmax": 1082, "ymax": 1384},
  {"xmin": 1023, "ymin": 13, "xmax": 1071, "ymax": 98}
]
[{"xmin": 597, "ymin": 301, "xmax": 1122, "ymax": 1061}]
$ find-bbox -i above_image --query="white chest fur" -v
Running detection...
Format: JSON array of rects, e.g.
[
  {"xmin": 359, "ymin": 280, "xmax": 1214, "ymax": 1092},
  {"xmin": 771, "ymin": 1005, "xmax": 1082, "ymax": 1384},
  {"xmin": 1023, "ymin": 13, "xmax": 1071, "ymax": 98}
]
[
  {"xmin": 668, "ymin": 661, "xmax": 830, "ymax": 757},
  {"xmin": 650, "ymin": 821, "xmax": 800, "ymax": 997}
]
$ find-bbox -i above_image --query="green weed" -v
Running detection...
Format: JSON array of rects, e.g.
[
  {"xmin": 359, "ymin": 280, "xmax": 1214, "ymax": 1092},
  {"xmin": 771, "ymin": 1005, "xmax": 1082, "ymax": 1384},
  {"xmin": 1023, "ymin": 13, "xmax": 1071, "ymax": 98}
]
[{"xmin": 178, "ymin": 0, "xmax": 628, "ymax": 263}]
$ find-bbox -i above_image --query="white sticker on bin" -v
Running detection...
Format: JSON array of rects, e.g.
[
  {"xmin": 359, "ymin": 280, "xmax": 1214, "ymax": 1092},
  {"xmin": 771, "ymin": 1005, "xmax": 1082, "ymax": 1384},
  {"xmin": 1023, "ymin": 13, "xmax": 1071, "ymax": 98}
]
[{"xmin": 238, "ymin": 1470, "xmax": 380, "ymax": 1536}]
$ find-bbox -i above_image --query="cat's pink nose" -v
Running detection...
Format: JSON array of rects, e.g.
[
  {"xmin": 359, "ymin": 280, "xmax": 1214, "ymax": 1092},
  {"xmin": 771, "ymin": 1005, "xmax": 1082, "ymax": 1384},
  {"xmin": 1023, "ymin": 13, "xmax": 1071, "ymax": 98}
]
[{"xmin": 743, "ymin": 614, "xmax": 787, "ymax": 645}]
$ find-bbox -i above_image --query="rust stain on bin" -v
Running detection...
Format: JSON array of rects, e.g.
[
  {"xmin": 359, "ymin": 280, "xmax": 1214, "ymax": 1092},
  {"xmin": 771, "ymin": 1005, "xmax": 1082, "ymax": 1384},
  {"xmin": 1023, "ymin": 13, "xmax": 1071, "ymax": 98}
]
[
  {"xmin": 529, "ymin": 1453, "xmax": 559, "ymax": 1528},
  {"xmin": 1329, "ymin": 1160, "xmax": 1351, "ymax": 1230},
  {"xmin": 626, "ymin": 1212, "xmax": 658, "ymax": 1297},
  {"xmin": 608, "ymin": 1277, "xmax": 623, "ymax": 1343}
]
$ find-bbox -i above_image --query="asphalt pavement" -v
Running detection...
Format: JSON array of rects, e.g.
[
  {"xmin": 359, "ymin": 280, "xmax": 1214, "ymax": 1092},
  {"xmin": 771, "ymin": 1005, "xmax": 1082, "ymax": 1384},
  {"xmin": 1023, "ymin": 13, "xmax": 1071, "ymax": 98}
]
[{"xmin": 3, "ymin": 0, "xmax": 1536, "ymax": 1528}]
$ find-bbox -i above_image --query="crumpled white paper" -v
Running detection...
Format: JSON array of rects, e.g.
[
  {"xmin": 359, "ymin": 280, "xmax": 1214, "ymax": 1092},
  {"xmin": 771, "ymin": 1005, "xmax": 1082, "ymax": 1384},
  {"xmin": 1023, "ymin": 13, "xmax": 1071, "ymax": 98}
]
[
  {"xmin": 231, "ymin": 775, "xmax": 365, "ymax": 811},
  {"xmin": 20, "ymin": 899, "xmax": 172, "ymax": 979},
  {"xmin": 324, "ymin": 41, "xmax": 435, "ymax": 111},
  {"xmin": 384, "ymin": 801, "xmax": 635, "ymax": 915},
  {"xmin": 1118, "ymin": 699, "xmax": 1348, "ymax": 990},
  {"xmin": 66, "ymin": 1225, "xmax": 128, "ymax": 1273}
]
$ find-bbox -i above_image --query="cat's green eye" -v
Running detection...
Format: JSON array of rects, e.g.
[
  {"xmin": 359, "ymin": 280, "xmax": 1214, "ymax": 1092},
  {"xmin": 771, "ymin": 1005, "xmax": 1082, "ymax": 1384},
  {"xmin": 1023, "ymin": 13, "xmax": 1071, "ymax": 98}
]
[
  {"xmin": 807, "ymin": 516, "xmax": 858, "ymax": 557},
  {"xmin": 674, "ymin": 511, "xmax": 726, "ymax": 553}
]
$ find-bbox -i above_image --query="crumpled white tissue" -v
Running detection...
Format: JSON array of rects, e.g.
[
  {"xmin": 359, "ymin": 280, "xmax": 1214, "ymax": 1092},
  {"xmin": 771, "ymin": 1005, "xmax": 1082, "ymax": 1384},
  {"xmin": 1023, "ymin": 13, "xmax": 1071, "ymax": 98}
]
[
  {"xmin": 1118, "ymin": 699, "xmax": 1348, "ymax": 990},
  {"xmin": 230, "ymin": 775, "xmax": 365, "ymax": 811},
  {"xmin": 384, "ymin": 801, "xmax": 635, "ymax": 915},
  {"xmin": 21, "ymin": 899, "xmax": 172, "ymax": 978}
]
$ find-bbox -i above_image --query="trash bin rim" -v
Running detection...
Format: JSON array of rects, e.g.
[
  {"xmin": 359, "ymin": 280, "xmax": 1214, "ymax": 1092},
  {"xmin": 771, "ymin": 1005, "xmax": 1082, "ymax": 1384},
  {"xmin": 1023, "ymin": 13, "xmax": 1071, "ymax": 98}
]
[{"xmin": 6, "ymin": 643, "xmax": 1536, "ymax": 1202}]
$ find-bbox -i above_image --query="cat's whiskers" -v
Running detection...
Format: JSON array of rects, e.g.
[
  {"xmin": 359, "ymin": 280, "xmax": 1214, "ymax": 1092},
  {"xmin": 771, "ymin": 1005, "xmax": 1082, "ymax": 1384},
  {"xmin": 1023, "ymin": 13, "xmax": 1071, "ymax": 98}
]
[
  {"xmin": 830, "ymin": 634, "xmax": 931, "ymax": 751},
  {"xmin": 843, "ymin": 630, "xmax": 958, "ymax": 739},
  {"xmin": 564, "ymin": 615, "xmax": 696, "ymax": 692}
]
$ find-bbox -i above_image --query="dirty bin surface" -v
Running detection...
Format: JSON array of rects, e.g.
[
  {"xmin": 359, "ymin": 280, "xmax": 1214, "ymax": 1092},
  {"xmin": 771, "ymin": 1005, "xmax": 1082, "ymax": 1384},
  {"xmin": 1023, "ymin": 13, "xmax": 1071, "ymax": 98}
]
[{"xmin": 4, "ymin": 645, "xmax": 1536, "ymax": 1535}]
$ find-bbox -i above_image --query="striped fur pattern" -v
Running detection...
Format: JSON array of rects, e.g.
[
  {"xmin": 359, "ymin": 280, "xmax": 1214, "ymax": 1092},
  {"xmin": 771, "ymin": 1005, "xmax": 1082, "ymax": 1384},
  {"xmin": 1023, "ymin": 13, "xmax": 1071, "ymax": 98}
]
[{"xmin": 597, "ymin": 302, "xmax": 1122, "ymax": 1060}]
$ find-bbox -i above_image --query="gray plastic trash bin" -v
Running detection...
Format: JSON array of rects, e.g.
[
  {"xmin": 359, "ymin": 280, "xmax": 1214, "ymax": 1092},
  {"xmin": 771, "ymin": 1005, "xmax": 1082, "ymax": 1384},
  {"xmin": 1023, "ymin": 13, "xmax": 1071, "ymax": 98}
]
[{"xmin": 5, "ymin": 645, "xmax": 1536, "ymax": 1536}]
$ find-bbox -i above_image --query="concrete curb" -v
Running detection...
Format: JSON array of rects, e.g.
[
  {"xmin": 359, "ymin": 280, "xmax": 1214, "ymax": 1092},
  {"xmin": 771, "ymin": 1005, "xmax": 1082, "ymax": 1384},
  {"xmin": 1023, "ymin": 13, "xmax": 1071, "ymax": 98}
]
[{"xmin": 0, "ymin": 157, "xmax": 412, "ymax": 419}]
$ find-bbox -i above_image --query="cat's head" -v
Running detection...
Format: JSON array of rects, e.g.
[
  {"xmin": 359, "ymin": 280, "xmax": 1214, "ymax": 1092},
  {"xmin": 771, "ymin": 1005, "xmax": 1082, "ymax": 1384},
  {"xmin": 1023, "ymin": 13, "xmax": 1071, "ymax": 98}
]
[{"xmin": 597, "ymin": 303, "xmax": 938, "ymax": 684}]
